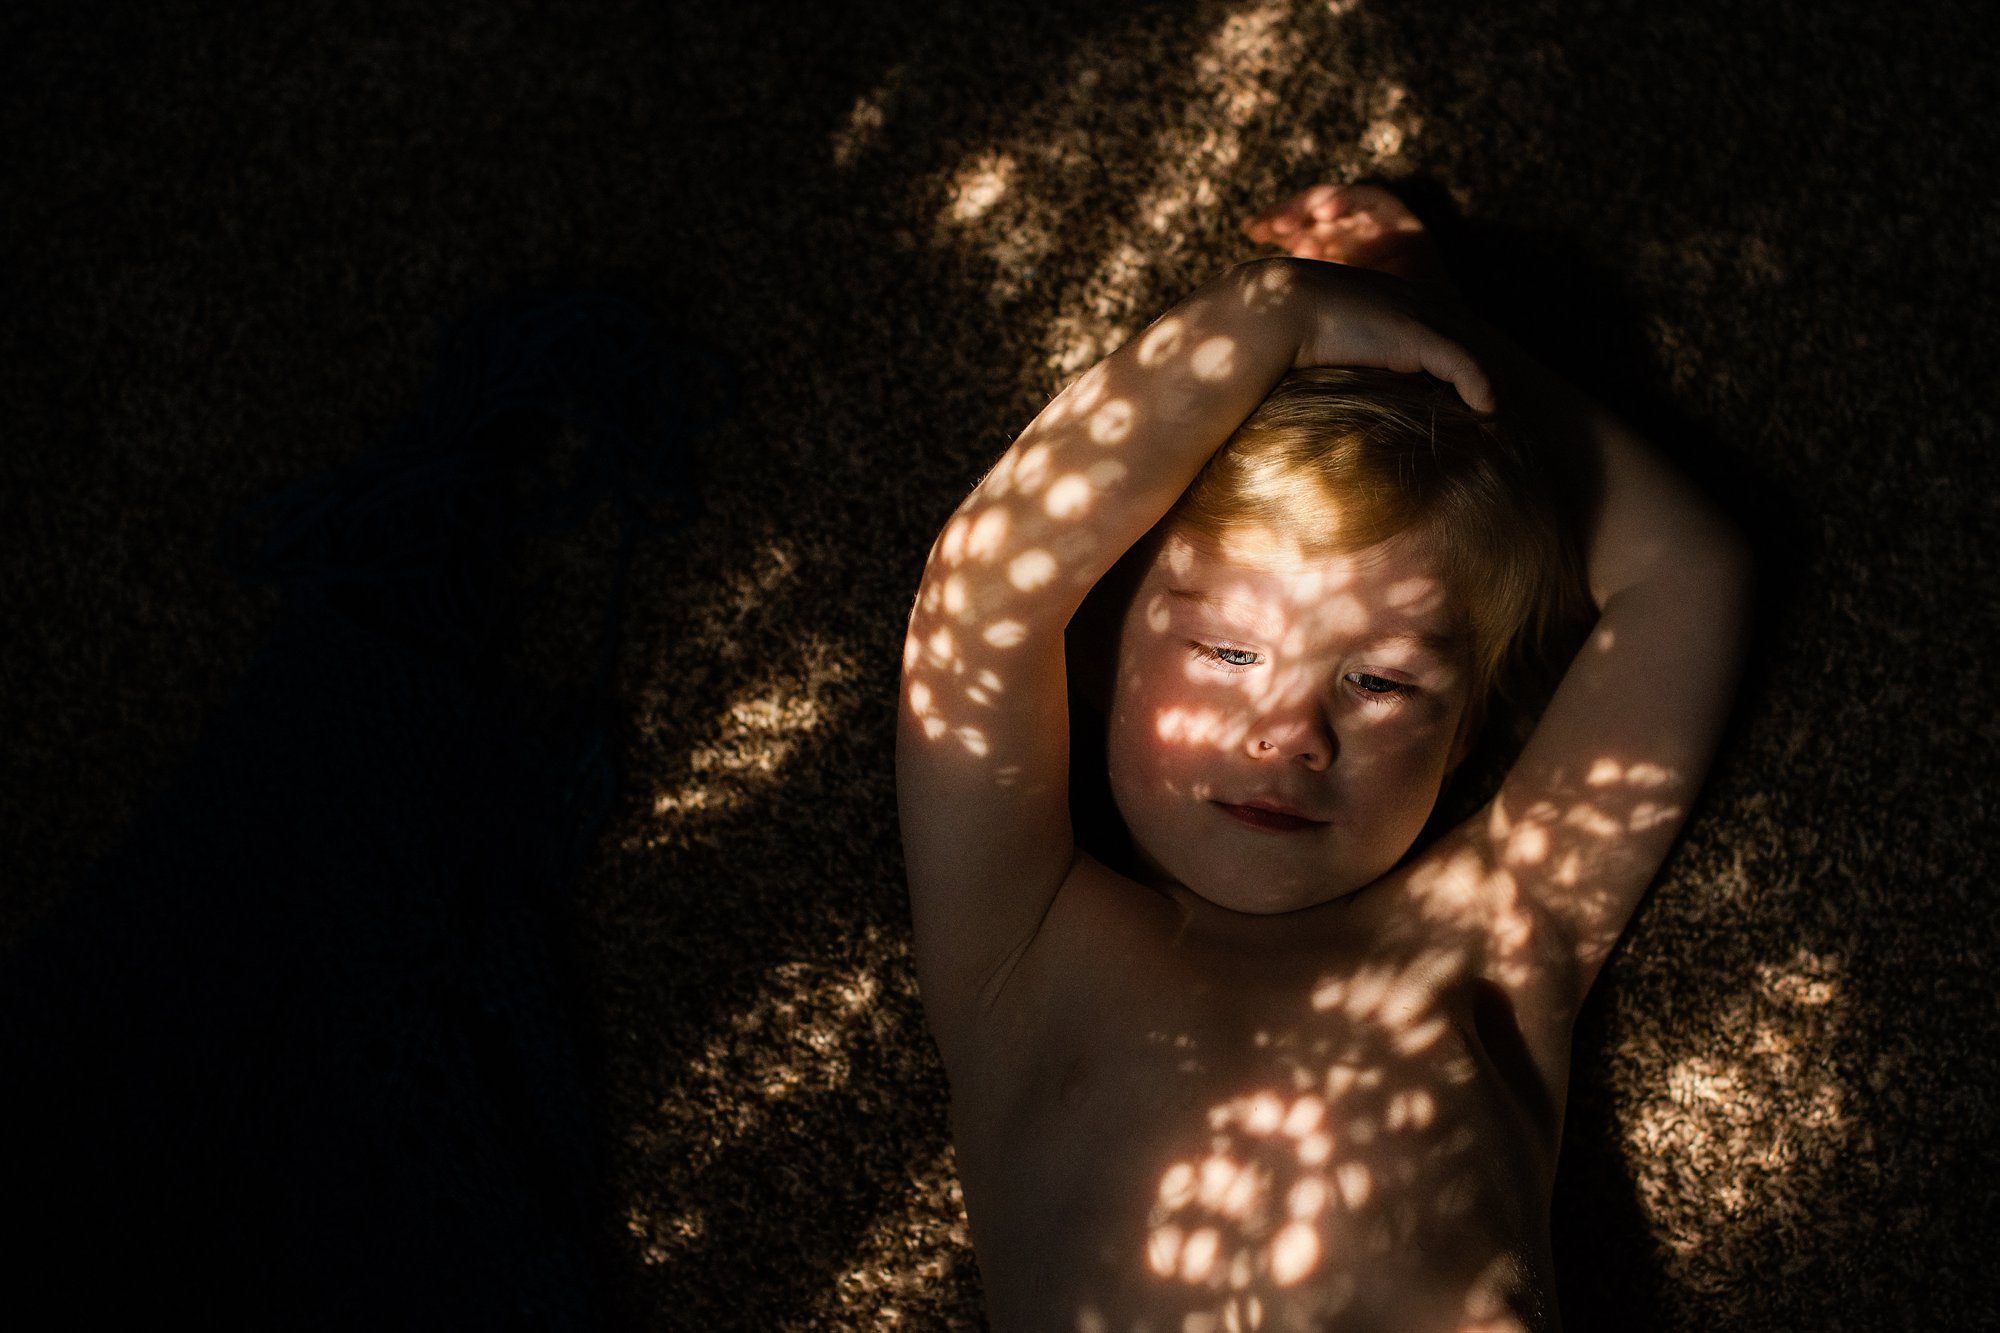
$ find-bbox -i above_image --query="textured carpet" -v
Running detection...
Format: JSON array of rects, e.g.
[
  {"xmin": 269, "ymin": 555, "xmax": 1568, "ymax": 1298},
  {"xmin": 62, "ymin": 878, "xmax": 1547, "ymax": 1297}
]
[{"xmin": 3, "ymin": 0, "xmax": 1994, "ymax": 1328}]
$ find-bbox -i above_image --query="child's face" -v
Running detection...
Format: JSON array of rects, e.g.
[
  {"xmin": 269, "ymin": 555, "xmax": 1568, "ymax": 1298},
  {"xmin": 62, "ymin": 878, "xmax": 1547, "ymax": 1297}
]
[{"xmin": 1105, "ymin": 521, "xmax": 1474, "ymax": 915}]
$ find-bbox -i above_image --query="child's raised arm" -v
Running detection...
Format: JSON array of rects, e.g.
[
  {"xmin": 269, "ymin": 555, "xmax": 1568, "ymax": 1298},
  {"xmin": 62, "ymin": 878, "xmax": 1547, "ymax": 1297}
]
[
  {"xmin": 1445, "ymin": 335, "xmax": 1755, "ymax": 1050},
  {"xmin": 896, "ymin": 258, "xmax": 1489, "ymax": 1065}
]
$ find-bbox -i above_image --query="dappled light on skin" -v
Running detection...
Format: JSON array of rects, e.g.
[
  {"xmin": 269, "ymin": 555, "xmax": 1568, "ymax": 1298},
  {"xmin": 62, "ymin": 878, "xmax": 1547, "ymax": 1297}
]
[
  {"xmin": 898, "ymin": 297, "xmax": 1727, "ymax": 1327},
  {"xmin": 1473, "ymin": 742, "xmax": 1691, "ymax": 986},
  {"xmin": 1098, "ymin": 521, "xmax": 1489, "ymax": 917},
  {"xmin": 1102, "ymin": 943, "xmax": 1537, "ymax": 1329},
  {"xmin": 901, "ymin": 300, "xmax": 1257, "ymax": 779},
  {"xmin": 896, "ymin": 36, "xmax": 1752, "ymax": 1324}
]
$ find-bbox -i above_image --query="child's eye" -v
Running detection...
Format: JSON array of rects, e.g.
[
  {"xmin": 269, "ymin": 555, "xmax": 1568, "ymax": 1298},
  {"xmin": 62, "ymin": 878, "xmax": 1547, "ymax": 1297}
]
[
  {"xmin": 1190, "ymin": 642, "xmax": 1261, "ymax": 670},
  {"xmin": 1345, "ymin": 671, "xmax": 1414, "ymax": 704}
]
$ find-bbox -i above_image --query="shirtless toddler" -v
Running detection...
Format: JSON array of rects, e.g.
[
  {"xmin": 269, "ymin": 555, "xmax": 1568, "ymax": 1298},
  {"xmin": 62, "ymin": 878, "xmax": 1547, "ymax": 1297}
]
[{"xmin": 896, "ymin": 184, "xmax": 1754, "ymax": 1332}]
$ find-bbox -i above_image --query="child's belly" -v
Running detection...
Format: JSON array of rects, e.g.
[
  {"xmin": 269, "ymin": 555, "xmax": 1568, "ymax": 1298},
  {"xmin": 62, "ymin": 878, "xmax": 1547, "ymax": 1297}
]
[{"xmin": 943, "ymin": 877, "xmax": 1564, "ymax": 1332}]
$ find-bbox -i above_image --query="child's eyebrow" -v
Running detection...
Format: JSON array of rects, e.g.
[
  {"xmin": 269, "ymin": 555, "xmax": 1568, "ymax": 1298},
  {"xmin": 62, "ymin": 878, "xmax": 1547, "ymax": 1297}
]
[
  {"xmin": 1166, "ymin": 586, "xmax": 1250, "ymax": 613},
  {"xmin": 1363, "ymin": 629, "xmax": 1468, "ymax": 663},
  {"xmin": 1165, "ymin": 586, "xmax": 1277, "ymax": 632},
  {"xmin": 1165, "ymin": 586, "xmax": 1465, "ymax": 661}
]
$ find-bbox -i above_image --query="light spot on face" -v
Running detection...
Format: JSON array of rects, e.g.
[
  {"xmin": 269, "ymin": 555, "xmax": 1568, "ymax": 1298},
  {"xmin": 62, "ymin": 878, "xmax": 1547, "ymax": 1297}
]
[
  {"xmin": 1243, "ymin": 1092, "xmax": 1285, "ymax": 1135},
  {"xmin": 1383, "ymin": 573, "xmax": 1437, "ymax": 610},
  {"xmin": 1180, "ymin": 1226, "xmax": 1221, "ymax": 1281},
  {"xmin": 1269, "ymin": 1221, "xmax": 1319, "ymax": 1285},
  {"xmin": 1503, "ymin": 822, "xmax": 1549, "ymax": 866},
  {"xmin": 1219, "ymin": 1164, "xmax": 1261, "ymax": 1217},
  {"xmin": 1148, "ymin": 1225, "xmax": 1183, "ymax": 1278},
  {"xmin": 1106, "ymin": 522, "xmax": 1474, "ymax": 914},
  {"xmin": 1197, "ymin": 1155, "xmax": 1238, "ymax": 1208},
  {"xmin": 1336, "ymin": 1161, "xmax": 1372, "ymax": 1210},
  {"xmin": 1281, "ymin": 1095, "xmax": 1325, "ymax": 1138},
  {"xmin": 1394, "ymin": 1016, "xmax": 1449, "ymax": 1056}
]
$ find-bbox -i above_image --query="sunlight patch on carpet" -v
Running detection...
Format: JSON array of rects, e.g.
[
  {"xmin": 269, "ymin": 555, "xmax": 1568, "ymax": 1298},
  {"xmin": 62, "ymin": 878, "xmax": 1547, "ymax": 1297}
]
[{"xmin": 1620, "ymin": 945, "xmax": 1856, "ymax": 1277}]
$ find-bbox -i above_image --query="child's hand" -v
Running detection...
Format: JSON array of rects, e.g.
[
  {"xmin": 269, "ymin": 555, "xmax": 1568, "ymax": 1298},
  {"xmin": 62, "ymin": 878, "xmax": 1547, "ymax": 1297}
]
[
  {"xmin": 1241, "ymin": 183, "xmax": 1445, "ymax": 287},
  {"xmin": 1250, "ymin": 256, "xmax": 1493, "ymax": 414}
]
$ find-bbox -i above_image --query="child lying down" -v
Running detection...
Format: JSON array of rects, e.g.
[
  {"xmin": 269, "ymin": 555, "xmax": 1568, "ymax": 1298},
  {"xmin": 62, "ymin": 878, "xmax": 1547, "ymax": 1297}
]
[{"xmin": 897, "ymin": 182, "xmax": 1753, "ymax": 1333}]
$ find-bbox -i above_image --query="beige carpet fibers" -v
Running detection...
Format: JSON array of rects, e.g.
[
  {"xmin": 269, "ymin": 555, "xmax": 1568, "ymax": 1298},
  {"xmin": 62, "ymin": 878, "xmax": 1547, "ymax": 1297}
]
[{"xmin": 4, "ymin": 0, "xmax": 1994, "ymax": 1327}]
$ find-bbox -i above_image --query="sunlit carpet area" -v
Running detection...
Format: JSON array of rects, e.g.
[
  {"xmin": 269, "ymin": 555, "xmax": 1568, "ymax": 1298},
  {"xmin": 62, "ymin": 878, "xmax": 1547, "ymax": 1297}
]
[{"xmin": 3, "ymin": 0, "xmax": 1994, "ymax": 1327}]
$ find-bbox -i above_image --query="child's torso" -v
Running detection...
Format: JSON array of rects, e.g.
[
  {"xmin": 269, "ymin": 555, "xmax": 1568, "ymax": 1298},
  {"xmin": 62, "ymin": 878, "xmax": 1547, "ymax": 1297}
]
[{"xmin": 941, "ymin": 854, "xmax": 1568, "ymax": 1333}]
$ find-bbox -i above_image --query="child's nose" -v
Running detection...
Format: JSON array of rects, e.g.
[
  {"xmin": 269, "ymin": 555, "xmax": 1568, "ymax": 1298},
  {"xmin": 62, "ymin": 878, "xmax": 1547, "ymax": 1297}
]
[{"xmin": 1244, "ymin": 715, "xmax": 1334, "ymax": 770}]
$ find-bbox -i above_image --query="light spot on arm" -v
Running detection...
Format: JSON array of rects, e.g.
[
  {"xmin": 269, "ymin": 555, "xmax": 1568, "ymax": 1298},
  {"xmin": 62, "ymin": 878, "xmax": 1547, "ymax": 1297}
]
[
  {"xmin": 1136, "ymin": 317, "xmax": 1185, "ymax": 367},
  {"xmin": 1008, "ymin": 549, "xmax": 1057, "ymax": 591},
  {"xmin": 1190, "ymin": 336, "xmax": 1237, "ymax": 381},
  {"xmin": 965, "ymin": 507, "xmax": 1009, "ymax": 559},
  {"xmin": 1045, "ymin": 473, "xmax": 1094, "ymax": 518},
  {"xmin": 1088, "ymin": 399, "xmax": 1134, "ymax": 444}
]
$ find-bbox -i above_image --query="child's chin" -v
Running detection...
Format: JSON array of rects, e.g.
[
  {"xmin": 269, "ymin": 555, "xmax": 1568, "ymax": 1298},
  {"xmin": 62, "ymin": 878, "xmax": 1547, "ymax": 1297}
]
[{"xmin": 1180, "ymin": 870, "xmax": 1353, "ymax": 917}]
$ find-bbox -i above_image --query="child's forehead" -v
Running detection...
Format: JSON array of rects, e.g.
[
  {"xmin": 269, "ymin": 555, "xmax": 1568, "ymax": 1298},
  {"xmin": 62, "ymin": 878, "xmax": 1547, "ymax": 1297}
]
[
  {"xmin": 1157, "ymin": 523, "xmax": 1438, "ymax": 587},
  {"xmin": 1150, "ymin": 523, "xmax": 1461, "ymax": 641}
]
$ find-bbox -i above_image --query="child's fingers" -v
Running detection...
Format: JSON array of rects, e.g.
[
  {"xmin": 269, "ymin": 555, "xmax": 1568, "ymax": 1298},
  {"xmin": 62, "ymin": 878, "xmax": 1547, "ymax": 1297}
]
[
  {"xmin": 1301, "ymin": 184, "xmax": 1347, "ymax": 222},
  {"xmin": 1246, "ymin": 183, "xmax": 1342, "ymax": 238},
  {"xmin": 1414, "ymin": 335, "xmax": 1495, "ymax": 415},
  {"xmin": 1241, "ymin": 214, "xmax": 1279, "ymax": 241}
]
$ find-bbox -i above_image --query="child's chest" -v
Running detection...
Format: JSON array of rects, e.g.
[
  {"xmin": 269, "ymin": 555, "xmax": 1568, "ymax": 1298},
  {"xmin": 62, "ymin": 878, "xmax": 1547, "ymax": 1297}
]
[{"xmin": 945, "ymin": 872, "xmax": 1565, "ymax": 1330}]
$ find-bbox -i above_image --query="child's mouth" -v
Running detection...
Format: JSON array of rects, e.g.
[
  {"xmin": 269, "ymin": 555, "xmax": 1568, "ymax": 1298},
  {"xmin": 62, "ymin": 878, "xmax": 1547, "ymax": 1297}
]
[{"xmin": 1215, "ymin": 802, "xmax": 1327, "ymax": 833}]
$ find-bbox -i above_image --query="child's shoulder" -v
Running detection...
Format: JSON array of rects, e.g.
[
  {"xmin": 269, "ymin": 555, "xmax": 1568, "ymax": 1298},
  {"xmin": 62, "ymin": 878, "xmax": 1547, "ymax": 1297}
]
[{"xmin": 957, "ymin": 832, "xmax": 1580, "ymax": 1105}]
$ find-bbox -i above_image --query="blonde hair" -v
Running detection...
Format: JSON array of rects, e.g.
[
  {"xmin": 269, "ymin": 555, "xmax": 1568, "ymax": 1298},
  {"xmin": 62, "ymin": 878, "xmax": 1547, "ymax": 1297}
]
[{"xmin": 1166, "ymin": 366, "xmax": 1591, "ymax": 762}]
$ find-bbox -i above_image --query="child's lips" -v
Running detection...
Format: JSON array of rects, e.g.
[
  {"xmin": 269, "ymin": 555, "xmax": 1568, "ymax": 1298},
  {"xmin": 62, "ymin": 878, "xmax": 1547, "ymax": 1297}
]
[{"xmin": 1215, "ymin": 801, "xmax": 1328, "ymax": 833}]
